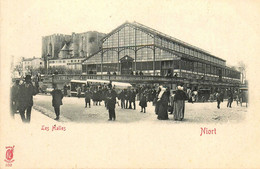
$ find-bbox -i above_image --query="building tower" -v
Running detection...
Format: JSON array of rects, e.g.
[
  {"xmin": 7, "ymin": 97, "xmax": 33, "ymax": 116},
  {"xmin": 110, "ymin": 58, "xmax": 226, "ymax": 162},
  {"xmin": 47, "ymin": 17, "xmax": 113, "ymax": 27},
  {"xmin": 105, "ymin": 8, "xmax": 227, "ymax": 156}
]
[{"xmin": 80, "ymin": 36, "xmax": 85, "ymax": 57}]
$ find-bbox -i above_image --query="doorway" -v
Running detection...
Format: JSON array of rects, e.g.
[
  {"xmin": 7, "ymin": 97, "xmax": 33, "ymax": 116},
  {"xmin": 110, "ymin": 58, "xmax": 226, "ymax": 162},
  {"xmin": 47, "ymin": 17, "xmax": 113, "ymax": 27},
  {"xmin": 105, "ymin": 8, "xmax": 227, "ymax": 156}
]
[{"xmin": 120, "ymin": 55, "xmax": 134, "ymax": 75}]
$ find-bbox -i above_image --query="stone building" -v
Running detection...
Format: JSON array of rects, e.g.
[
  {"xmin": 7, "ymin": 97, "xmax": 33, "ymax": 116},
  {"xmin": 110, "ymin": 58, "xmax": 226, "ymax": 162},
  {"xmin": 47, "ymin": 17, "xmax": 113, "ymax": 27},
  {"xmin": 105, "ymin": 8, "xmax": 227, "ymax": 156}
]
[
  {"xmin": 42, "ymin": 31, "xmax": 105, "ymax": 71},
  {"xmin": 42, "ymin": 31, "xmax": 105, "ymax": 59},
  {"xmin": 48, "ymin": 58, "xmax": 85, "ymax": 71},
  {"xmin": 21, "ymin": 57, "xmax": 44, "ymax": 76}
]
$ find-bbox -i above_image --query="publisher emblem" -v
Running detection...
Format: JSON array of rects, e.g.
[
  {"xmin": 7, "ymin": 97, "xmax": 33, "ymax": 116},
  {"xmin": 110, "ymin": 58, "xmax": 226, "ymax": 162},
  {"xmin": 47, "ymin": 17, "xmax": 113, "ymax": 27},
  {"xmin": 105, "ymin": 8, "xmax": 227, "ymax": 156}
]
[{"xmin": 4, "ymin": 146, "xmax": 15, "ymax": 167}]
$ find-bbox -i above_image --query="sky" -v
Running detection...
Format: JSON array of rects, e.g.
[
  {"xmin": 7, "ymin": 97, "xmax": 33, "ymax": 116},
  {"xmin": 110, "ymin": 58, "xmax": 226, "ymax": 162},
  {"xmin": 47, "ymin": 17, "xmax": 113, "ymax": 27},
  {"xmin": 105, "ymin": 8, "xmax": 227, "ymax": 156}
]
[{"xmin": 1, "ymin": 0, "xmax": 260, "ymax": 67}]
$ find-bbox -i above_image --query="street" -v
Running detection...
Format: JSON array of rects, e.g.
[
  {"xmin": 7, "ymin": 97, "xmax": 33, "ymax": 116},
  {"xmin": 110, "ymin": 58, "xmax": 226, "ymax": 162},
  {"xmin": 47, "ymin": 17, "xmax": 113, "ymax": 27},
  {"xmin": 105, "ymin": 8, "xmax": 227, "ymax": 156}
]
[
  {"xmin": 6, "ymin": 94, "xmax": 252, "ymax": 169},
  {"xmin": 33, "ymin": 94, "xmax": 247, "ymax": 124}
]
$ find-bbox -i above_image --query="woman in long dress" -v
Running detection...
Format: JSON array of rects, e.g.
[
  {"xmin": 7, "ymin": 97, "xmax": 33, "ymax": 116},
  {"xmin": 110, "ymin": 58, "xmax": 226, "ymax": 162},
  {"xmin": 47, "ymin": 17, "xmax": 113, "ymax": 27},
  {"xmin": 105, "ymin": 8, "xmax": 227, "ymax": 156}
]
[
  {"xmin": 169, "ymin": 90, "xmax": 176, "ymax": 114},
  {"xmin": 173, "ymin": 86, "xmax": 188, "ymax": 121},
  {"xmin": 157, "ymin": 87, "xmax": 169, "ymax": 120},
  {"xmin": 154, "ymin": 86, "xmax": 162, "ymax": 114}
]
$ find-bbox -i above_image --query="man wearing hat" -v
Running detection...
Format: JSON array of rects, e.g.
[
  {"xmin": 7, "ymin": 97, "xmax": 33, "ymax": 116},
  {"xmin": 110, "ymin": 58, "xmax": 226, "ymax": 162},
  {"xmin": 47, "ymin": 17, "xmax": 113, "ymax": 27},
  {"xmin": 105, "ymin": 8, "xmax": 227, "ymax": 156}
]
[
  {"xmin": 51, "ymin": 84, "xmax": 63, "ymax": 120},
  {"xmin": 17, "ymin": 75, "xmax": 37, "ymax": 123},
  {"xmin": 84, "ymin": 87, "xmax": 92, "ymax": 108},
  {"xmin": 106, "ymin": 85, "xmax": 117, "ymax": 121}
]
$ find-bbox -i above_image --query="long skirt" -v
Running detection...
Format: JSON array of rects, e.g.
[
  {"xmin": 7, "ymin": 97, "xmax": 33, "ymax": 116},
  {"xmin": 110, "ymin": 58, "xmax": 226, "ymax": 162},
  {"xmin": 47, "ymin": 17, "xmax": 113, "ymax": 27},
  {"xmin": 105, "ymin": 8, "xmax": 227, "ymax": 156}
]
[
  {"xmin": 155, "ymin": 102, "xmax": 159, "ymax": 114},
  {"xmin": 157, "ymin": 103, "xmax": 169, "ymax": 120},
  {"xmin": 174, "ymin": 100, "xmax": 185, "ymax": 121}
]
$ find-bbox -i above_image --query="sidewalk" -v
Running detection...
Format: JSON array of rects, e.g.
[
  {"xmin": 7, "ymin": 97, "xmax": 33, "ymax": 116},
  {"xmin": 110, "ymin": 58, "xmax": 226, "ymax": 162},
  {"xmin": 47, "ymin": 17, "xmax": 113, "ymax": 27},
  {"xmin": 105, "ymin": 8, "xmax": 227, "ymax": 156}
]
[{"xmin": 13, "ymin": 107, "xmax": 61, "ymax": 124}]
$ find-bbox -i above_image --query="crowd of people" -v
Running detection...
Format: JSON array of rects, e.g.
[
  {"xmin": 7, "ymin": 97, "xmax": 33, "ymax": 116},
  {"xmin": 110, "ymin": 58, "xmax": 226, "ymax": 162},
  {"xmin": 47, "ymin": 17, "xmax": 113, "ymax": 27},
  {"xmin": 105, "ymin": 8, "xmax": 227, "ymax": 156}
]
[
  {"xmin": 61, "ymin": 83, "xmax": 190, "ymax": 121},
  {"xmin": 10, "ymin": 75, "xmax": 245, "ymax": 123},
  {"xmin": 215, "ymin": 89, "xmax": 241, "ymax": 109},
  {"xmin": 107, "ymin": 70, "xmax": 144, "ymax": 76},
  {"xmin": 10, "ymin": 75, "xmax": 64, "ymax": 122}
]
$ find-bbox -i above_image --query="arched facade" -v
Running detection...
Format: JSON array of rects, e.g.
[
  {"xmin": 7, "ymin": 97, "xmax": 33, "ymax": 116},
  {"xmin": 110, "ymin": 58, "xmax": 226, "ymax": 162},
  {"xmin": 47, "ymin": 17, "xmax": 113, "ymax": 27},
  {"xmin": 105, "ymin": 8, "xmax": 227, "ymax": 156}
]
[
  {"xmin": 82, "ymin": 21, "xmax": 240, "ymax": 89},
  {"xmin": 84, "ymin": 23, "xmax": 180, "ymax": 76}
]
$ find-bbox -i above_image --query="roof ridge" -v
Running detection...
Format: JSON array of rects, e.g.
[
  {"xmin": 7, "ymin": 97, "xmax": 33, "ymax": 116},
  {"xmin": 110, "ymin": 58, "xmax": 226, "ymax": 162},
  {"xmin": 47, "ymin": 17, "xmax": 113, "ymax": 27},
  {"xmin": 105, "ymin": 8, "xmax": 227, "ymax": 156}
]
[
  {"xmin": 99, "ymin": 21, "xmax": 226, "ymax": 62},
  {"xmin": 132, "ymin": 21, "xmax": 211, "ymax": 54}
]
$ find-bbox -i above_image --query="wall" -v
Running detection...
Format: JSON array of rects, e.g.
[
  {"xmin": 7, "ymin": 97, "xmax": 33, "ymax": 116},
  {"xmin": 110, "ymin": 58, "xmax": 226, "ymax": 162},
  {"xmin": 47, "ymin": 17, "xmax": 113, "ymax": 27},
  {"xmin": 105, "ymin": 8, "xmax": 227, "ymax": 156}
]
[
  {"xmin": 42, "ymin": 34, "xmax": 72, "ymax": 59},
  {"xmin": 31, "ymin": 58, "xmax": 44, "ymax": 69},
  {"xmin": 42, "ymin": 32, "xmax": 105, "ymax": 60}
]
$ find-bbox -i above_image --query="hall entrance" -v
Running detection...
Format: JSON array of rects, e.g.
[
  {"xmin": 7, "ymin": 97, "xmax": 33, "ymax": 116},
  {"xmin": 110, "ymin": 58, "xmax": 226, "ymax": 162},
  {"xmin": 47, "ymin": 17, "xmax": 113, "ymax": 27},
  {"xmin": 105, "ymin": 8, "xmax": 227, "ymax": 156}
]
[{"xmin": 120, "ymin": 55, "xmax": 134, "ymax": 75}]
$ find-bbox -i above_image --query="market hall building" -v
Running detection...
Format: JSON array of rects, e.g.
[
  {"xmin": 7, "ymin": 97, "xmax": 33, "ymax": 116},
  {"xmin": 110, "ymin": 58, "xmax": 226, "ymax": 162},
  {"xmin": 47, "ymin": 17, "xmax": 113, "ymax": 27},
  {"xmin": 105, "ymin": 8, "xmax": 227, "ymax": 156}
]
[{"xmin": 82, "ymin": 21, "xmax": 240, "ymax": 90}]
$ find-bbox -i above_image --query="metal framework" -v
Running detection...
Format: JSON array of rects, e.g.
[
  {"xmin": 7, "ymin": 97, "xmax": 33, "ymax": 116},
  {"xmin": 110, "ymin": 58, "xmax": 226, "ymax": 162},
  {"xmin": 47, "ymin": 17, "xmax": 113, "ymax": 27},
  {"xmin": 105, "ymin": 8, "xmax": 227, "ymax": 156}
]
[{"xmin": 83, "ymin": 21, "xmax": 240, "ymax": 81}]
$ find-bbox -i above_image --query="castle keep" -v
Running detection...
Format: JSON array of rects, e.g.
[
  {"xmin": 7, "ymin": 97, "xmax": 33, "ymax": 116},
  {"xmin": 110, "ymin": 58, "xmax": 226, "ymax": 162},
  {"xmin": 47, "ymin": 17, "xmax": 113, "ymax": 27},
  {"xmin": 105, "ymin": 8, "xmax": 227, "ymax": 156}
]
[
  {"xmin": 41, "ymin": 31, "xmax": 105, "ymax": 71},
  {"xmin": 42, "ymin": 31, "xmax": 106, "ymax": 59}
]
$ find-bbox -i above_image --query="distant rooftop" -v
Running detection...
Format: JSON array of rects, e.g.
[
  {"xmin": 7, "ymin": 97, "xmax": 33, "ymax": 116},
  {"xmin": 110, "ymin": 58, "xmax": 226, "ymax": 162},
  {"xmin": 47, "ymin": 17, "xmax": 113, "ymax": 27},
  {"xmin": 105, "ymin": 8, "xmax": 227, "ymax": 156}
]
[
  {"xmin": 43, "ymin": 31, "xmax": 106, "ymax": 38},
  {"xmin": 22, "ymin": 57, "xmax": 43, "ymax": 61}
]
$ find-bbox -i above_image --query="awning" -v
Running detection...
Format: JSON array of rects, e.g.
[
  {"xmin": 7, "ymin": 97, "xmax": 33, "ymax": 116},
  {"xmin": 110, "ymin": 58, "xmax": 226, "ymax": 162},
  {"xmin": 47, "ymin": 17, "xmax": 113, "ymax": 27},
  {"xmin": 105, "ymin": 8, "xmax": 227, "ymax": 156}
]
[{"xmin": 111, "ymin": 81, "xmax": 132, "ymax": 89}]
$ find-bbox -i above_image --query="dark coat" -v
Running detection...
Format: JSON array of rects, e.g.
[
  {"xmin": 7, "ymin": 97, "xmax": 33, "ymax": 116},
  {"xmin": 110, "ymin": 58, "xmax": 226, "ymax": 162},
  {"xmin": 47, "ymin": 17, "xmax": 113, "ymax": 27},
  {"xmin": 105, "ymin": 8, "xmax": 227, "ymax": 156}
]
[
  {"xmin": 102, "ymin": 88, "xmax": 108, "ymax": 101},
  {"xmin": 17, "ymin": 83, "xmax": 37, "ymax": 109},
  {"xmin": 130, "ymin": 91, "xmax": 136, "ymax": 102},
  {"xmin": 97, "ymin": 90, "xmax": 103, "ymax": 101},
  {"xmin": 157, "ymin": 92, "xmax": 169, "ymax": 119},
  {"xmin": 174, "ymin": 90, "xmax": 188, "ymax": 101},
  {"xmin": 216, "ymin": 92, "xmax": 224, "ymax": 102},
  {"xmin": 51, "ymin": 89, "xmax": 63, "ymax": 107},
  {"xmin": 139, "ymin": 93, "xmax": 147, "ymax": 107},
  {"xmin": 92, "ymin": 90, "xmax": 98, "ymax": 101},
  {"xmin": 11, "ymin": 84, "xmax": 19, "ymax": 102},
  {"xmin": 227, "ymin": 91, "xmax": 233, "ymax": 100},
  {"xmin": 125, "ymin": 91, "xmax": 131, "ymax": 100},
  {"xmin": 63, "ymin": 85, "xmax": 68, "ymax": 95},
  {"xmin": 85, "ymin": 90, "xmax": 92, "ymax": 101},
  {"xmin": 118, "ymin": 90, "xmax": 126, "ymax": 100},
  {"xmin": 106, "ymin": 90, "xmax": 117, "ymax": 109}
]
